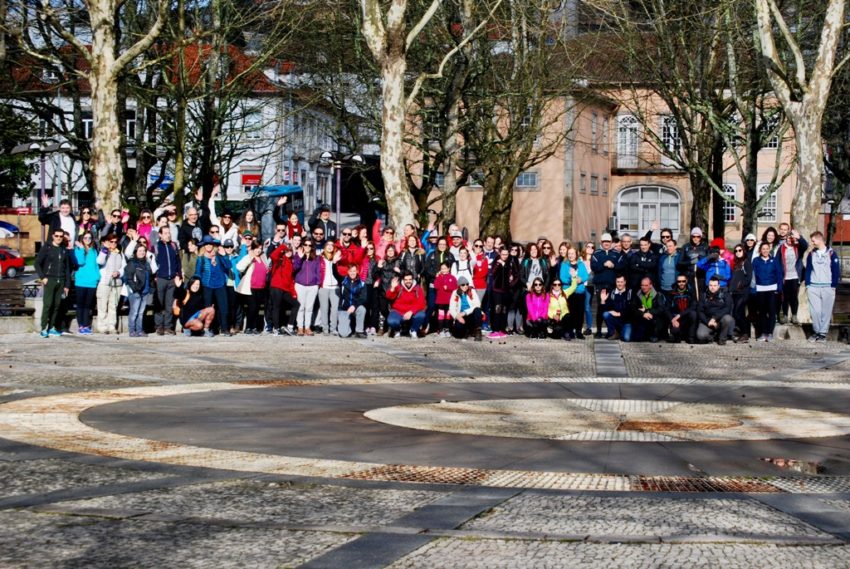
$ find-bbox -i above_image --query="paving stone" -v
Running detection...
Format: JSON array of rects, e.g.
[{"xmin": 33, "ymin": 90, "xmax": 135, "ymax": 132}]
[
  {"xmin": 461, "ymin": 495, "xmax": 832, "ymax": 539},
  {"xmin": 387, "ymin": 538, "xmax": 850, "ymax": 568},
  {"xmin": 0, "ymin": 459, "xmax": 170, "ymax": 498},
  {"xmin": 0, "ymin": 510, "xmax": 352, "ymax": 569}
]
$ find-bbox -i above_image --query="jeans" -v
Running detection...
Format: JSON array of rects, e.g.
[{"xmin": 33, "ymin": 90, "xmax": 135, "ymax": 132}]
[
  {"xmin": 203, "ymin": 286, "xmax": 229, "ymax": 331},
  {"xmin": 295, "ymin": 284, "xmax": 319, "ymax": 329},
  {"xmin": 127, "ymin": 292, "xmax": 147, "ymax": 334},
  {"xmin": 75, "ymin": 286, "xmax": 96, "ymax": 328},
  {"xmin": 154, "ymin": 277, "xmax": 176, "ymax": 329},
  {"xmin": 317, "ymin": 287, "xmax": 339, "ymax": 333},
  {"xmin": 387, "ymin": 309, "xmax": 427, "ymax": 334},
  {"xmin": 584, "ymin": 285, "xmax": 594, "ymax": 330},
  {"xmin": 338, "ymin": 305, "xmax": 367, "ymax": 336},
  {"xmin": 602, "ymin": 311, "xmax": 631, "ymax": 341}
]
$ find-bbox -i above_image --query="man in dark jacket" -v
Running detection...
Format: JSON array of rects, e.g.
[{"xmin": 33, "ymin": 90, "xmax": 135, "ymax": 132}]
[
  {"xmin": 309, "ymin": 205, "xmax": 338, "ymax": 243},
  {"xmin": 628, "ymin": 237, "xmax": 659, "ymax": 292},
  {"xmin": 35, "ymin": 228, "xmax": 72, "ymax": 337},
  {"xmin": 681, "ymin": 227, "xmax": 709, "ymax": 298},
  {"xmin": 666, "ymin": 276, "xmax": 697, "ymax": 343},
  {"xmin": 154, "ymin": 226, "xmax": 181, "ymax": 335},
  {"xmin": 600, "ymin": 274, "xmax": 631, "ymax": 341},
  {"xmin": 696, "ymin": 276, "xmax": 734, "ymax": 344},
  {"xmin": 591, "ymin": 233, "xmax": 625, "ymax": 337},
  {"xmin": 338, "ymin": 264, "xmax": 368, "ymax": 338},
  {"xmin": 38, "ymin": 197, "xmax": 77, "ymax": 247}
]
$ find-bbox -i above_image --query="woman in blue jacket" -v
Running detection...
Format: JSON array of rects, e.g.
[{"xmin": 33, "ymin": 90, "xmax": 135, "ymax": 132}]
[
  {"xmin": 73, "ymin": 232, "xmax": 100, "ymax": 335},
  {"xmin": 752, "ymin": 242, "xmax": 783, "ymax": 342},
  {"xmin": 560, "ymin": 246, "xmax": 589, "ymax": 339}
]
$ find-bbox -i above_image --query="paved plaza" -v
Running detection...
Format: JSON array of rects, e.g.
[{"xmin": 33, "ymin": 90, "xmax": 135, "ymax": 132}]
[{"xmin": 2, "ymin": 332, "xmax": 850, "ymax": 567}]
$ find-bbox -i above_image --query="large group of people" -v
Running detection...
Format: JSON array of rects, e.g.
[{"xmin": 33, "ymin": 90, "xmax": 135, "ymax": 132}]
[{"xmin": 33, "ymin": 194, "xmax": 842, "ymax": 344}]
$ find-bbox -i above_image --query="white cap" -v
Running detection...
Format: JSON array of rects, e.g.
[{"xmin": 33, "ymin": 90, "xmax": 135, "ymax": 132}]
[
  {"xmin": 690, "ymin": 227, "xmax": 703, "ymax": 237},
  {"xmin": 600, "ymin": 233, "xmax": 612, "ymax": 242},
  {"xmin": 744, "ymin": 233, "xmax": 757, "ymax": 241}
]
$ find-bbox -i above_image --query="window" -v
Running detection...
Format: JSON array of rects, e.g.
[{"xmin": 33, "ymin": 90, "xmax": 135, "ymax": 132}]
[
  {"xmin": 82, "ymin": 111, "xmax": 93, "ymax": 139},
  {"xmin": 591, "ymin": 112, "xmax": 598, "ymax": 153},
  {"xmin": 757, "ymin": 184, "xmax": 777, "ymax": 222},
  {"xmin": 590, "ymin": 175, "xmax": 598, "ymax": 195},
  {"xmin": 722, "ymin": 183, "xmax": 737, "ymax": 223},
  {"xmin": 466, "ymin": 170, "xmax": 485, "ymax": 189},
  {"xmin": 660, "ymin": 115, "xmax": 680, "ymax": 153},
  {"xmin": 602, "ymin": 176, "xmax": 608, "ymax": 196},
  {"xmin": 244, "ymin": 112, "xmax": 262, "ymax": 140},
  {"xmin": 579, "ymin": 172, "xmax": 587, "ymax": 194},
  {"xmin": 515, "ymin": 171, "xmax": 538, "ymax": 189},
  {"xmin": 520, "ymin": 105, "xmax": 533, "ymax": 129},
  {"xmin": 125, "ymin": 110, "xmax": 136, "ymax": 143},
  {"xmin": 763, "ymin": 115, "xmax": 780, "ymax": 149},
  {"xmin": 434, "ymin": 172, "xmax": 445, "ymax": 187},
  {"xmin": 602, "ymin": 116, "xmax": 609, "ymax": 155},
  {"xmin": 617, "ymin": 186, "xmax": 681, "ymax": 235},
  {"xmin": 617, "ymin": 115, "xmax": 639, "ymax": 168}
]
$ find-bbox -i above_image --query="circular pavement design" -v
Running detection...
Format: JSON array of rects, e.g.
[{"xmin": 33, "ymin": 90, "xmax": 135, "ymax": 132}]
[
  {"xmin": 4, "ymin": 378, "xmax": 850, "ymax": 493},
  {"xmin": 364, "ymin": 399, "xmax": 850, "ymax": 442}
]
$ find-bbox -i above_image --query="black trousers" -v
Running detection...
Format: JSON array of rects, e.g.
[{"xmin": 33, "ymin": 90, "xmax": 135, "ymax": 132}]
[
  {"xmin": 756, "ymin": 290, "xmax": 777, "ymax": 335},
  {"xmin": 269, "ymin": 288, "xmax": 299, "ymax": 329},
  {"xmin": 567, "ymin": 291, "xmax": 585, "ymax": 335},
  {"xmin": 781, "ymin": 278, "xmax": 799, "ymax": 317},
  {"xmin": 732, "ymin": 292, "xmax": 750, "ymax": 336},
  {"xmin": 245, "ymin": 288, "xmax": 265, "ymax": 332},
  {"xmin": 490, "ymin": 291, "xmax": 509, "ymax": 333},
  {"xmin": 452, "ymin": 308, "xmax": 482, "ymax": 338}
]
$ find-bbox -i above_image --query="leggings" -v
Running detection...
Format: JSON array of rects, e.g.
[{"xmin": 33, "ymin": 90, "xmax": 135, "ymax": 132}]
[
  {"xmin": 75, "ymin": 286, "xmax": 97, "ymax": 328},
  {"xmin": 490, "ymin": 291, "xmax": 509, "ymax": 333},
  {"xmin": 568, "ymin": 291, "xmax": 586, "ymax": 335},
  {"xmin": 584, "ymin": 285, "xmax": 594, "ymax": 330},
  {"xmin": 269, "ymin": 288, "xmax": 299, "ymax": 329},
  {"xmin": 242, "ymin": 290, "xmax": 264, "ymax": 332},
  {"xmin": 732, "ymin": 292, "xmax": 749, "ymax": 336},
  {"xmin": 295, "ymin": 284, "xmax": 319, "ymax": 329},
  {"xmin": 781, "ymin": 278, "xmax": 799, "ymax": 317}
]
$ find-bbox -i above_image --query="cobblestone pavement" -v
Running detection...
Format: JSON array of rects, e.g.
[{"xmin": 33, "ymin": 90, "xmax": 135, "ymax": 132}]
[{"xmin": 1, "ymin": 332, "xmax": 850, "ymax": 567}]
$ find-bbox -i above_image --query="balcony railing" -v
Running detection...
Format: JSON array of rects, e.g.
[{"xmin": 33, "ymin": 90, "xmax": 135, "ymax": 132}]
[{"xmin": 612, "ymin": 150, "xmax": 683, "ymax": 174}]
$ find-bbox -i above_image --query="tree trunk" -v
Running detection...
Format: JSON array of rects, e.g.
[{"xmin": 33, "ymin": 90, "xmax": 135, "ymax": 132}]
[
  {"xmin": 479, "ymin": 176, "xmax": 513, "ymax": 242},
  {"xmin": 89, "ymin": 5, "xmax": 123, "ymax": 212},
  {"xmin": 791, "ymin": 122, "xmax": 826, "ymax": 237},
  {"xmin": 381, "ymin": 56, "xmax": 418, "ymax": 229},
  {"xmin": 441, "ymin": 98, "xmax": 461, "ymax": 227},
  {"xmin": 710, "ymin": 139, "xmax": 726, "ymax": 239},
  {"xmin": 689, "ymin": 174, "xmax": 710, "ymax": 232}
]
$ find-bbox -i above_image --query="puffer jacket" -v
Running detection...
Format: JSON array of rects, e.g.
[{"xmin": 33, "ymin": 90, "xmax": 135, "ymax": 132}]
[
  {"xmin": 97, "ymin": 249, "xmax": 126, "ymax": 287},
  {"xmin": 525, "ymin": 292, "xmax": 549, "ymax": 321},
  {"xmin": 269, "ymin": 244, "xmax": 297, "ymax": 296},
  {"xmin": 448, "ymin": 288, "xmax": 482, "ymax": 319},
  {"xmin": 386, "ymin": 283, "xmax": 426, "ymax": 313}
]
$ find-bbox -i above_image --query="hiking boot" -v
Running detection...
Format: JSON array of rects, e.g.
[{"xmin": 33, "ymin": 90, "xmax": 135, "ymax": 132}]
[
  {"xmin": 473, "ymin": 328, "xmax": 482, "ymax": 342},
  {"xmin": 790, "ymin": 315, "xmax": 799, "ymax": 325},
  {"xmin": 778, "ymin": 313, "xmax": 787, "ymax": 324},
  {"xmin": 735, "ymin": 334, "xmax": 749, "ymax": 344}
]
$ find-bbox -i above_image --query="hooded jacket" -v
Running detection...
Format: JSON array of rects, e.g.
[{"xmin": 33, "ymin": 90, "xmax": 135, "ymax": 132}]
[{"xmin": 386, "ymin": 282, "xmax": 426, "ymax": 314}]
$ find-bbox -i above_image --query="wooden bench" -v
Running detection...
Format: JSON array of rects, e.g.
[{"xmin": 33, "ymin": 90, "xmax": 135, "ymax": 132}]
[{"xmin": 0, "ymin": 279, "xmax": 36, "ymax": 317}]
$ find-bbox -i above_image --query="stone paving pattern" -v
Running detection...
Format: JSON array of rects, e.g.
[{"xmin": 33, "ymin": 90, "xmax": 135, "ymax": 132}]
[{"xmin": 1, "ymin": 332, "xmax": 850, "ymax": 567}]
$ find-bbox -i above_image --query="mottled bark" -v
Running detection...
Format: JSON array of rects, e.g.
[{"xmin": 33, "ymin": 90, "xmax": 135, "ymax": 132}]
[
  {"xmin": 381, "ymin": 56, "xmax": 418, "ymax": 228},
  {"xmin": 689, "ymin": 175, "xmax": 711, "ymax": 233}
]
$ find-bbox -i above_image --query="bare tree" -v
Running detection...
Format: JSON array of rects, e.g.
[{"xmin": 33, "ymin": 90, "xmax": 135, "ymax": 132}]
[{"xmin": 755, "ymin": 0, "xmax": 847, "ymax": 236}]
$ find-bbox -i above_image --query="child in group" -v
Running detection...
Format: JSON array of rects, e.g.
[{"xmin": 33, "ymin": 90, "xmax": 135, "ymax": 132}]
[{"xmin": 432, "ymin": 261, "xmax": 458, "ymax": 337}]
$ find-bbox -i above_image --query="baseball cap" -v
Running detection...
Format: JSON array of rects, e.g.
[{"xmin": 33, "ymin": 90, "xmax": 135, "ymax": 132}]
[
  {"xmin": 690, "ymin": 227, "xmax": 703, "ymax": 237},
  {"xmin": 600, "ymin": 233, "xmax": 612, "ymax": 242},
  {"xmin": 223, "ymin": 239, "xmax": 234, "ymax": 248}
]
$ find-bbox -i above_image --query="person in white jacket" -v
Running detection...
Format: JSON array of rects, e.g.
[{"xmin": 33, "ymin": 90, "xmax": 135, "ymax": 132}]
[
  {"xmin": 96, "ymin": 233, "xmax": 127, "ymax": 334},
  {"xmin": 448, "ymin": 277, "xmax": 482, "ymax": 341}
]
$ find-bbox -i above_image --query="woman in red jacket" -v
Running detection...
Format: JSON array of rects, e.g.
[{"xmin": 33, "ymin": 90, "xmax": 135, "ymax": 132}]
[{"xmin": 268, "ymin": 243, "xmax": 300, "ymax": 336}]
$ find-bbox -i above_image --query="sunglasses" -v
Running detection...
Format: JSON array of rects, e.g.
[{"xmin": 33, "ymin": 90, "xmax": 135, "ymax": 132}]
[
  {"xmin": 342, "ymin": 232, "xmax": 351, "ymax": 236},
  {"xmin": 167, "ymin": 211, "xmax": 177, "ymax": 216},
  {"xmin": 210, "ymin": 230, "xmax": 220, "ymax": 234},
  {"xmin": 53, "ymin": 233, "xmax": 64, "ymax": 238},
  {"xmin": 542, "ymin": 246, "xmax": 552, "ymax": 249},
  {"xmin": 111, "ymin": 214, "xmax": 120, "ymax": 218},
  {"xmin": 243, "ymin": 236, "xmax": 254, "ymax": 240},
  {"xmin": 222, "ymin": 215, "xmax": 232, "ymax": 219},
  {"xmin": 276, "ymin": 229, "xmax": 286, "ymax": 233},
  {"xmin": 384, "ymin": 230, "xmax": 394, "ymax": 235},
  {"xmin": 141, "ymin": 215, "xmax": 151, "ymax": 219},
  {"xmin": 735, "ymin": 248, "xmax": 744, "ymax": 252},
  {"xmin": 313, "ymin": 232, "xmax": 324, "ymax": 236},
  {"xmin": 533, "ymin": 283, "xmax": 543, "ymax": 287},
  {"xmin": 459, "ymin": 283, "xmax": 469, "ymax": 287},
  {"xmin": 676, "ymin": 280, "xmax": 687, "ymax": 284},
  {"xmin": 81, "ymin": 210, "xmax": 91, "ymax": 215}
]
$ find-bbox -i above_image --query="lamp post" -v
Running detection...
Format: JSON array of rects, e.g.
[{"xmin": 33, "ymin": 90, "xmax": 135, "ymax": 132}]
[{"xmin": 320, "ymin": 151, "xmax": 363, "ymax": 229}]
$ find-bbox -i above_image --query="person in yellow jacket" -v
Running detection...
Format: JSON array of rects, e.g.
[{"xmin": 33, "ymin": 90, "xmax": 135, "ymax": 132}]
[{"xmin": 547, "ymin": 271, "xmax": 578, "ymax": 340}]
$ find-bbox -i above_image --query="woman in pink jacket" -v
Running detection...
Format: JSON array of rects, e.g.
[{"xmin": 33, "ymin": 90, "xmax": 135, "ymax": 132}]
[{"xmin": 525, "ymin": 277, "xmax": 549, "ymax": 339}]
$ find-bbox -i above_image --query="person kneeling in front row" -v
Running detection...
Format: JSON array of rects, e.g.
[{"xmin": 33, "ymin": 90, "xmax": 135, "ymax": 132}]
[
  {"xmin": 448, "ymin": 277, "xmax": 482, "ymax": 341},
  {"xmin": 696, "ymin": 276, "xmax": 734, "ymax": 345},
  {"xmin": 338, "ymin": 264, "xmax": 368, "ymax": 338},
  {"xmin": 386, "ymin": 272, "xmax": 428, "ymax": 338}
]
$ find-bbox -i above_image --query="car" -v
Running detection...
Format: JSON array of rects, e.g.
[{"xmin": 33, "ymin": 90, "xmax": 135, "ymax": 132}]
[{"xmin": 0, "ymin": 248, "xmax": 25, "ymax": 278}]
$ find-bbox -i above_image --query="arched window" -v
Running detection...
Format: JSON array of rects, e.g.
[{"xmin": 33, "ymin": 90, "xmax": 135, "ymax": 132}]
[
  {"xmin": 617, "ymin": 115, "xmax": 639, "ymax": 168},
  {"xmin": 616, "ymin": 186, "xmax": 681, "ymax": 238}
]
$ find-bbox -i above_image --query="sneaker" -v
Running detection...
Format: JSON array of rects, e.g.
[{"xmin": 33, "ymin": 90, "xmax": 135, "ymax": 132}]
[
  {"xmin": 790, "ymin": 315, "xmax": 800, "ymax": 325},
  {"xmin": 735, "ymin": 334, "xmax": 749, "ymax": 344},
  {"xmin": 489, "ymin": 332, "xmax": 506, "ymax": 339},
  {"xmin": 40, "ymin": 329, "xmax": 49, "ymax": 338},
  {"xmin": 48, "ymin": 328, "xmax": 62, "ymax": 337},
  {"xmin": 282, "ymin": 326, "xmax": 295, "ymax": 336},
  {"xmin": 129, "ymin": 331, "xmax": 138, "ymax": 337},
  {"xmin": 165, "ymin": 329, "xmax": 176, "ymax": 335},
  {"xmin": 220, "ymin": 331, "xmax": 232, "ymax": 337},
  {"xmin": 815, "ymin": 334, "xmax": 827, "ymax": 343},
  {"xmin": 594, "ymin": 332, "xmax": 603, "ymax": 339},
  {"xmin": 138, "ymin": 332, "xmax": 148, "ymax": 338},
  {"xmin": 388, "ymin": 329, "xmax": 397, "ymax": 338},
  {"xmin": 156, "ymin": 327, "xmax": 165, "ymax": 336},
  {"xmin": 765, "ymin": 334, "xmax": 775, "ymax": 342},
  {"xmin": 808, "ymin": 334, "xmax": 818, "ymax": 343},
  {"xmin": 717, "ymin": 338, "xmax": 726, "ymax": 346},
  {"xmin": 575, "ymin": 332, "xmax": 585, "ymax": 340},
  {"xmin": 410, "ymin": 331, "xmax": 419, "ymax": 339},
  {"xmin": 355, "ymin": 332, "xmax": 367, "ymax": 339},
  {"xmin": 203, "ymin": 329, "xmax": 214, "ymax": 338},
  {"xmin": 272, "ymin": 329, "xmax": 281, "ymax": 337},
  {"xmin": 756, "ymin": 335, "xmax": 767, "ymax": 342},
  {"xmin": 584, "ymin": 328, "xmax": 593, "ymax": 336},
  {"xmin": 184, "ymin": 329, "xmax": 192, "ymax": 337},
  {"xmin": 778, "ymin": 313, "xmax": 787, "ymax": 324}
]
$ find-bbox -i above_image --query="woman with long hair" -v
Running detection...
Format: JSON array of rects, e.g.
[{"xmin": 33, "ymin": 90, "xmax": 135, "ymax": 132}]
[
  {"xmin": 506, "ymin": 243, "xmax": 525, "ymax": 334},
  {"xmin": 73, "ymin": 232, "xmax": 100, "ymax": 335},
  {"xmin": 525, "ymin": 277, "xmax": 549, "ymax": 339},
  {"xmin": 362, "ymin": 241, "xmax": 379, "ymax": 334},
  {"xmin": 124, "ymin": 242, "xmax": 154, "ymax": 337},
  {"xmin": 489, "ymin": 247, "xmax": 519, "ymax": 339},
  {"xmin": 729, "ymin": 242, "xmax": 752, "ymax": 343},
  {"xmin": 136, "ymin": 209, "xmax": 154, "ymax": 241},
  {"xmin": 375, "ymin": 244, "xmax": 402, "ymax": 335},
  {"xmin": 547, "ymin": 275, "xmax": 578, "ymax": 340},
  {"xmin": 268, "ymin": 242, "xmax": 300, "ymax": 336},
  {"xmin": 561, "ymin": 246, "xmax": 589, "ymax": 339},
  {"xmin": 77, "ymin": 206, "xmax": 100, "ymax": 246},
  {"xmin": 520, "ymin": 243, "xmax": 549, "ymax": 292},
  {"xmin": 174, "ymin": 275, "xmax": 216, "ymax": 337},
  {"xmin": 760, "ymin": 226, "xmax": 780, "ymax": 257},
  {"xmin": 317, "ymin": 241, "xmax": 342, "ymax": 335},
  {"xmin": 235, "ymin": 239, "xmax": 268, "ymax": 335},
  {"xmin": 293, "ymin": 237, "xmax": 321, "ymax": 335},
  {"xmin": 238, "ymin": 209, "xmax": 260, "ymax": 240}
]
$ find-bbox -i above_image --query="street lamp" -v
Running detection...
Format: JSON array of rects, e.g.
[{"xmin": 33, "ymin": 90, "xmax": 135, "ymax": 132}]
[{"xmin": 320, "ymin": 151, "xmax": 363, "ymax": 229}]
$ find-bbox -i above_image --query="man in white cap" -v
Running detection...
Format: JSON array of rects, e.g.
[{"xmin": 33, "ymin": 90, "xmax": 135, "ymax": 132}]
[
  {"xmin": 590, "ymin": 232, "xmax": 624, "ymax": 338},
  {"xmin": 682, "ymin": 227, "xmax": 708, "ymax": 298},
  {"xmin": 449, "ymin": 229, "xmax": 466, "ymax": 259}
]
